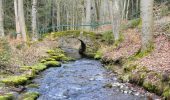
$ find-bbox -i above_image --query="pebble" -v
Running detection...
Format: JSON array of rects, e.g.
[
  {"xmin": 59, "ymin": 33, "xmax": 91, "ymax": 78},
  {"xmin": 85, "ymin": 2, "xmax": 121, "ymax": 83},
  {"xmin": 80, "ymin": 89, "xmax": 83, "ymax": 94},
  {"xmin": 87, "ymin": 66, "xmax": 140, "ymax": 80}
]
[
  {"xmin": 124, "ymin": 91, "xmax": 128, "ymax": 94},
  {"xmin": 134, "ymin": 92, "xmax": 140, "ymax": 96}
]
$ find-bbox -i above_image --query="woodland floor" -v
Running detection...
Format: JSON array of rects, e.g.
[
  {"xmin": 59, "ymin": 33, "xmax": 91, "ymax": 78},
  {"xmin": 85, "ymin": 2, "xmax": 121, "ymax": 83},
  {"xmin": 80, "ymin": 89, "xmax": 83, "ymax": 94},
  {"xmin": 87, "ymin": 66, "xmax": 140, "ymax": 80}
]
[{"xmin": 103, "ymin": 15, "xmax": 170, "ymax": 74}]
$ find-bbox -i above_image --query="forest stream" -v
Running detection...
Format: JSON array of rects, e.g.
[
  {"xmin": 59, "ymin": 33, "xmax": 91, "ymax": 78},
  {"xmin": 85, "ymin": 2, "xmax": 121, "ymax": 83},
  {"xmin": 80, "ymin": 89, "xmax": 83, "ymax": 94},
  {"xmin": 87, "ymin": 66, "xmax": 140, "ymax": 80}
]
[{"xmin": 25, "ymin": 58, "xmax": 150, "ymax": 100}]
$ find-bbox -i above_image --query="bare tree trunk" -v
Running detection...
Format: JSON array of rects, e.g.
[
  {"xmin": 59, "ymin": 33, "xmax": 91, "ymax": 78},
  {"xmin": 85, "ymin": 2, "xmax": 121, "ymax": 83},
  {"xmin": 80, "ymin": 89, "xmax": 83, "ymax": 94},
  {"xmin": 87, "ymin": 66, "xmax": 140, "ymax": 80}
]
[
  {"xmin": 18, "ymin": 0, "xmax": 27, "ymax": 42},
  {"xmin": 94, "ymin": 0, "xmax": 100, "ymax": 21},
  {"xmin": 125, "ymin": 0, "xmax": 130, "ymax": 20},
  {"xmin": 14, "ymin": 0, "xmax": 21, "ymax": 38},
  {"xmin": 56, "ymin": 1, "xmax": 60, "ymax": 31},
  {"xmin": 51, "ymin": 0, "xmax": 55, "ymax": 32},
  {"xmin": 140, "ymin": 0, "xmax": 154, "ymax": 51},
  {"xmin": 32, "ymin": 0, "xmax": 38, "ymax": 41},
  {"xmin": 85, "ymin": 0, "xmax": 91, "ymax": 31},
  {"xmin": 111, "ymin": 0, "xmax": 121, "ymax": 41},
  {"xmin": 0, "ymin": 0, "xmax": 4, "ymax": 37},
  {"xmin": 122, "ymin": 0, "xmax": 127, "ymax": 19}
]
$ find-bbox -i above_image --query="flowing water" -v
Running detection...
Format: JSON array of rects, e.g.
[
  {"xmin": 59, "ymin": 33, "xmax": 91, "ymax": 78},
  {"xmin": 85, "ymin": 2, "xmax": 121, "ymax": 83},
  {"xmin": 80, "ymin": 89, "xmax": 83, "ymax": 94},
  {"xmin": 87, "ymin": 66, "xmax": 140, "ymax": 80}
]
[{"xmin": 27, "ymin": 58, "xmax": 149, "ymax": 100}]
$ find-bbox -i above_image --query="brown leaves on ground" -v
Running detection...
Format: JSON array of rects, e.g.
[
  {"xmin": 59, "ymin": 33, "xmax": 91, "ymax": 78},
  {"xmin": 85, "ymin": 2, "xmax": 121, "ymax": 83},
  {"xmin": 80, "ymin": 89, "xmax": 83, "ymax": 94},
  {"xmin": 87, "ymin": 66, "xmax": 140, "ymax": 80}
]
[
  {"xmin": 103, "ymin": 29, "xmax": 141, "ymax": 61},
  {"xmin": 136, "ymin": 35, "xmax": 170, "ymax": 72},
  {"xmin": 103, "ymin": 27, "xmax": 170, "ymax": 73},
  {"xmin": 7, "ymin": 38, "xmax": 59, "ymax": 73}
]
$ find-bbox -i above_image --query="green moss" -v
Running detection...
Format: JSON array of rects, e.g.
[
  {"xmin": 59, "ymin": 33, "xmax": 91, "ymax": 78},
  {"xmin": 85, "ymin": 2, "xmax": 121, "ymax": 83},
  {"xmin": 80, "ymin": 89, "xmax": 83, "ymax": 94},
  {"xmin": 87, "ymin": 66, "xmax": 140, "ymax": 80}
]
[
  {"xmin": 128, "ymin": 43, "xmax": 154, "ymax": 60},
  {"xmin": 19, "ymin": 92, "xmax": 39, "ymax": 100},
  {"xmin": 27, "ymin": 84, "xmax": 39, "ymax": 88},
  {"xmin": 143, "ymin": 80, "xmax": 156, "ymax": 92},
  {"xmin": 0, "ymin": 93, "xmax": 13, "ymax": 100},
  {"xmin": 50, "ymin": 30, "xmax": 80, "ymax": 38},
  {"xmin": 105, "ymin": 65, "xmax": 113, "ymax": 70},
  {"xmin": 101, "ymin": 31, "xmax": 114, "ymax": 44},
  {"xmin": 0, "ymin": 38, "xmax": 11, "ymax": 66},
  {"xmin": 1, "ymin": 75, "xmax": 28, "ymax": 85},
  {"xmin": 113, "ymin": 33, "xmax": 124, "ymax": 47},
  {"xmin": 40, "ymin": 59, "xmax": 46, "ymax": 63},
  {"xmin": 163, "ymin": 86, "xmax": 170, "ymax": 100},
  {"xmin": 129, "ymin": 71, "xmax": 146, "ymax": 86},
  {"xmin": 21, "ymin": 63, "xmax": 47, "ymax": 72},
  {"xmin": 1, "ymin": 70, "xmax": 36, "ymax": 86},
  {"xmin": 160, "ymin": 6, "xmax": 169, "ymax": 16},
  {"xmin": 46, "ymin": 49, "xmax": 73, "ymax": 61},
  {"xmin": 44, "ymin": 58, "xmax": 56, "ymax": 61},
  {"xmin": 154, "ymin": 82, "xmax": 165, "ymax": 96},
  {"xmin": 128, "ymin": 18, "xmax": 141, "ymax": 28},
  {"xmin": 44, "ymin": 61, "xmax": 61, "ymax": 67},
  {"xmin": 94, "ymin": 50, "xmax": 103, "ymax": 60},
  {"xmin": 51, "ymin": 54, "xmax": 71, "ymax": 61},
  {"xmin": 123, "ymin": 65, "xmax": 137, "ymax": 73},
  {"xmin": 119, "ymin": 73, "xmax": 131, "ymax": 82},
  {"xmin": 46, "ymin": 50, "xmax": 55, "ymax": 54}
]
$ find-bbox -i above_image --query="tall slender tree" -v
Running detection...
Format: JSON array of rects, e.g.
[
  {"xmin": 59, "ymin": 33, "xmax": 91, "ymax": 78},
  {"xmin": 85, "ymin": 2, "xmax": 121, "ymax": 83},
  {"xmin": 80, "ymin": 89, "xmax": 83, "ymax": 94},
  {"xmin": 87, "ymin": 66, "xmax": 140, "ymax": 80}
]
[
  {"xmin": 111, "ymin": 0, "xmax": 122, "ymax": 41},
  {"xmin": 85, "ymin": 0, "xmax": 91, "ymax": 30},
  {"xmin": 14, "ymin": 0, "xmax": 20, "ymax": 38},
  {"xmin": 18, "ymin": 0, "xmax": 27, "ymax": 42},
  {"xmin": 0, "ymin": 0, "xmax": 4, "ymax": 37},
  {"xmin": 32, "ymin": 0, "xmax": 38, "ymax": 41},
  {"xmin": 140, "ymin": 0, "xmax": 154, "ymax": 51}
]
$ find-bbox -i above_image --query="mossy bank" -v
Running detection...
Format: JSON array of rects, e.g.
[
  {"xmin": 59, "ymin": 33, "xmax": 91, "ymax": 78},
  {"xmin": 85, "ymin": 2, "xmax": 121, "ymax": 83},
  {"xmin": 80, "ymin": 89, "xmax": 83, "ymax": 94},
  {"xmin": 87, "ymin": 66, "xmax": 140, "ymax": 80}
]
[
  {"xmin": 0, "ymin": 30, "xmax": 101, "ymax": 99},
  {"xmin": 0, "ymin": 47, "xmax": 73, "ymax": 99},
  {"xmin": 100, "ymin": 48, "xmax": 170, "ymax": 100}
]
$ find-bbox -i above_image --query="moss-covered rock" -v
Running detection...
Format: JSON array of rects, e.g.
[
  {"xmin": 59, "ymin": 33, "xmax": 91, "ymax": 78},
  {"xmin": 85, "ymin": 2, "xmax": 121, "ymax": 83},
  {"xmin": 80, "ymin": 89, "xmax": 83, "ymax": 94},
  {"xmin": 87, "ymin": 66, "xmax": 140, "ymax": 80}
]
[
  {"xmin": 0, "ymin": 93, "xmax": 13, "ymax": 100},
  {"xmin": 46, "ymin": 48, "xmax": 74, "ymax": 61},
  {"xmin": 1, "ymin": 75, "xmax": 28, "ymax": 85},
  {"xmin": 94, "ymin": 50, "xmax": 103, "ymax": 60},
  {"xmin": 40, "ymin": 59, "xmax": 46, "ymax": 63},
  {"xmin": 44, "ymin": 61, "xmax": 61, "ymax": 67},
  {"xmin": 0, "ymin": 70, "xmax": 36, "ymax": 86},
  {"xmin": 46, "ymin": 49, "xmax": 64, "ymax": 56},
  {"xmin": 21, "ymin": 63, "xmax": 47, "ymax": 72},
  {"xmin": 18, "ymin": 92, "xmax": 39, "ymax": 100},
  {"xmin": 51, "ymin": 54, "xmax": 73, "ymax": 61},
  {"xmin": 27, "ymin": 83, "xmax": 39, "ymax": 88},
  {"xmin": 44, "ymin": 58, "xmax": 56, "ymax": 61}
]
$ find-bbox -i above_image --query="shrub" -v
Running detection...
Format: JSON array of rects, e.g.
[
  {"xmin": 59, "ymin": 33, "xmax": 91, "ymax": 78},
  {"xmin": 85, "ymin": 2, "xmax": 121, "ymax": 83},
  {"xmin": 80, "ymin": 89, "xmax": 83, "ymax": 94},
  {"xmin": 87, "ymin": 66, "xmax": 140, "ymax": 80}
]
[
  {"xmin": 128, "ymin": 18, "xmax": 141, "ymax": 28},
  {"xmin": 160, "ymin": 5, "xmax": 169, "ymax": 16},
  {"xmin": 102, "ymin": 31, "xmax": 114, "ymax": 44},
  {"xmin": 0, "ymin": 38, "xmax": 11, "ymax": 66},
  {"xmin": 163, "ymin": 87, "xmax": 170, "ymax": 100}
]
